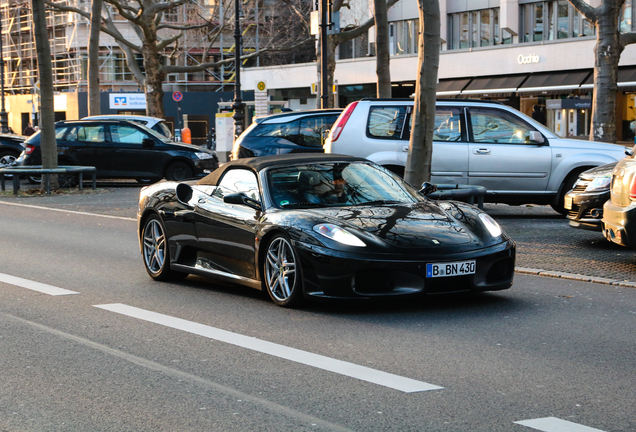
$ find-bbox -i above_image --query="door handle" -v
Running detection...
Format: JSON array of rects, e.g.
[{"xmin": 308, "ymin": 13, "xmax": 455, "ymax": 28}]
[
  {"xmin": 401, "ymin": 145, "xmax": 409, "ymax": 152},
  {"xmin": 474, "ymin": 148, "xmax": 491, "ymax": 155}
]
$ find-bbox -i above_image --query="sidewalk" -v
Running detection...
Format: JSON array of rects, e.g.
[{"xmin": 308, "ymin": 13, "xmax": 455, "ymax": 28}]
[{"xmin": 2, "ymin": 182, "xmax": 635, "ymax": 286}]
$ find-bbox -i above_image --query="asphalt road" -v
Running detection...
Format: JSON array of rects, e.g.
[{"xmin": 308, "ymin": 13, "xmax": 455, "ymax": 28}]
[{"xmin": 0, "ymin": 182, "xmax": 635, "ymax": 431}]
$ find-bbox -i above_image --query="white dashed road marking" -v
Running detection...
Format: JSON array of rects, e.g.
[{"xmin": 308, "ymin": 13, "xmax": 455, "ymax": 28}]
[
  {"xmin": 515, "ymin": 417, "xmax": 607, "ymax": 432},
  {"xmin": 94, "ymin": 303, "xmax": 444, "ymax": 393},
  {"xmin": 0, "ymin": 272, "xmax": 79, "ymax": 296}
]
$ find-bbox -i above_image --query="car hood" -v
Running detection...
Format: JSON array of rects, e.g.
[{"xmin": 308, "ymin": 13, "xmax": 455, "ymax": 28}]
[
  {"xmin": 580, "ymin": 162, "xmax": 617, "ymax": 180},
  {"xmin": 298, "ymin": 201, "xmax": 496, "ymax": 250},
  {"xmin": 167, "ymin": 141, "xmax": 214, "ymax": 153}
]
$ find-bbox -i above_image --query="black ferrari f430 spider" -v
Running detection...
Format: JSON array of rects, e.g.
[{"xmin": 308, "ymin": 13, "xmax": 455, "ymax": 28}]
[{"xmin": 138, "ymin": 154, "xmax": 515, "ymax": 307}]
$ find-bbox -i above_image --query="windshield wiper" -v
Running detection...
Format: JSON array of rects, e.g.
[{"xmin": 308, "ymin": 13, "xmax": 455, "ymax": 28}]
[
  {"xmin": 353, "ymin": 200, "xmax": 402, "ymax": 206},
  {"xmin": 280, "ymin": 202, "xmax": 325, "ymax": 209}
]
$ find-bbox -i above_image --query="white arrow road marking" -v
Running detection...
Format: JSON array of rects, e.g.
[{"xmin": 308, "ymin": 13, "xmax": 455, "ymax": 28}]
[
  {"xmin": 515, "ymin": 417, "xmax": 607, "ymax": 432},
  {"xmin": 94, "ymin": 303, "xmax": 443, "ymax": 393},
  {"xmin": 0, "ymin": 272, "xmax": 79, "ymax": 296}
]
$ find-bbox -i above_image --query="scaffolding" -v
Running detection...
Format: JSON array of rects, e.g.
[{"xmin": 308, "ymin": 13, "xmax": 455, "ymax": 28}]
[{"xmin": 0, "ymin": 0, "xmax": 260, "ymax": 94}]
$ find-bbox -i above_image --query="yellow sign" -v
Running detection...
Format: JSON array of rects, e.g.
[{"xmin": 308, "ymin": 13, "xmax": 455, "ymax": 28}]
[{"xmin": 256, "ymin": 81, "xmax": 266, "ymax": 91}]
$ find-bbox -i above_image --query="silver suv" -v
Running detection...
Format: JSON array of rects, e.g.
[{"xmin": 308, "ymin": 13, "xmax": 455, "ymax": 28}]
[{"xmin": 325, "ymin": 98, "xmax": 628, "ymax": 213}]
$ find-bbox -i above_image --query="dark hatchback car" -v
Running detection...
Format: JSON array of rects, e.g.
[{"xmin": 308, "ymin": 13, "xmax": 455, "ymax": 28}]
[
  {"xmin": 564, "ymin": 162, "xmax": 616, "ymax": 231},
  {"xmin": 231, "ymin": 109, "xmax": 341, "ymax": 160},
  {"xmin": 0, "ymin": 133, "xmax": 26, "ymax": 169},
  {"xmin": 17, "ymin": 120, "xmax": 218, "ymax": 182}
]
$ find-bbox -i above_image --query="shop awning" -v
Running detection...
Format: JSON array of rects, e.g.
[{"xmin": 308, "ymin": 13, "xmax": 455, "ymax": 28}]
[
  {"xmin": 582, "ymin": 67, "xmax": 636, "ymax": 89},
  {"xmin": 436, "ymin": 78, "xmax": 471, "ymax": 96},
  {"xmin": 460, "ymin": 75, "xmax": 528, "ymax": 95},
  {"xmin": 518, "ymin": 70, "xmax": 592, "ymax": 93}
]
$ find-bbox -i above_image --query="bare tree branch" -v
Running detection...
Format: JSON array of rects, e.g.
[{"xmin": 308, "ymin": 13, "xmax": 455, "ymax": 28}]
[{"xmin": 568, "ymin": 0, "xmax": 598, "ymax": 22}]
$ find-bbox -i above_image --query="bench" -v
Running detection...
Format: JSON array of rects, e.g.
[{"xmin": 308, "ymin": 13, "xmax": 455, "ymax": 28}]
[
  {"xmin": 0, "ymin": 166, "xmax": 97, "ymax": 195},
  {"xmin": 426, "ymin": 184, "xmax": 487, "ymax": 209}
]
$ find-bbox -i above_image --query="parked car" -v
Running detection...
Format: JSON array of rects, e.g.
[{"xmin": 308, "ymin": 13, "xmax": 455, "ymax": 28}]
[
  {"xmin": 230, "ymin": 109, "xmax": 341, "ymax": 160},
  {"xmin": 564, "ymin": 162, "xmax": 616, "ymax": 231},
  {"xmin": 137, "ymin": 153, "xmax": 516, "ymax": 308},
  {"xmin": 325, "ymin": 98, "xmax": 628, "ymax": 214},
  {"xmin": 602, "ymin": 147, "xmax": 636, "ymax": 247},
  {"xmin": 17, "ymin": 120, "xmax": 218, "ymax": 183},
  {"xmin": 82, "ymin": 114, "xmax": 172, "ymax": 139},
  {"xmin": 0, "ymin": 133, "xmax": 26, "ymax": 170}
]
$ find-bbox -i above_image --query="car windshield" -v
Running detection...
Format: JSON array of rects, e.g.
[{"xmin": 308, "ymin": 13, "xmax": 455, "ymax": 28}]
[{"xmin": 267, "ymin": 162, "xmax": 424, "ymax": 209}]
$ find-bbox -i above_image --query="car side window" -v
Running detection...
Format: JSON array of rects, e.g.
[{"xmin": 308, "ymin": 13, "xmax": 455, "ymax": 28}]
[
  {"xmin": 251, "ymin": 121, "xmax": 300, "ymax": 144},
  {"xmin": 299, "ymin": 115, "xmax": 339, "ymax": 147},
  {"xmin": 67, "ymin": 126, "xmax": 105, "ymax": 143},
  {"xmin": 213, "ymin": 169, "xmax": 260, "ymax": 201},
  {"xmin": 469, "ymin": 108, "xmax": 536, "ymax": 144},
  {"xmin": 109, "ymin": 125, "xmax": 149, "ymax": 144},
  {"xmin": 433, "ymin": 107, "xmax": 463, "ymax": 142},
  {"xmin": 367, "ymin": 106, "xmax": 408, "ymax": 139},
  {"xmin": 54, "ymin": 127, "xmax": 70, "ymax": 139}
]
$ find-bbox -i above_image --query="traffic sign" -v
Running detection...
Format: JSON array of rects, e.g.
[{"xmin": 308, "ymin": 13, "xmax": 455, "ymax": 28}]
[{"xmin": 172, "ymin": 91, "xmax": 183, "ymax": 102}]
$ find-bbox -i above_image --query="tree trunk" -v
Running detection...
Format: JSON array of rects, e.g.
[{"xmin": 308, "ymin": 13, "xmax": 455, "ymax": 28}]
[
  {"xmin": 374, "ymin": 0, "xmax": 391, "ymax": 98},
  {"xmin": 87, "ymin": 0, "xmax": 103, "ymax": 116},
  {"xmin": 32, "ymin": 0, "xmax": 58, "ymax": 189},
  {"xmin": 590, "ymin": 1, "xmax": 623, "ymax": 143},
  {"xmin": 405, "ymin": 0, "xmax": 440, "ymax": 187},
  {"xmin": 143, "ymin": 43, "xmax": 166, "ymax": 118}
]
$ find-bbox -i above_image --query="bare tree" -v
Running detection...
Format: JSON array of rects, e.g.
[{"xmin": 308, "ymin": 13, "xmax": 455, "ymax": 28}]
[
  {"xmin": 373, "ymin": 0, "xmax": 391, "ymax": 97},
  {"xmin": 404, "ymin": 0, "xmax": 439, "ymax": 187},
  {"xmin": 318, "ymin": 0, "xmax": 399, "ymax": 107},
  {"xmin": 32, "ymin": 0, "xmax": 58, "ymax": 189},
  {"xmin": 46, "ymin": 0, "xmax": 313, "ymax": 118},
  {"xmin": 569, "ymin": 0, "xmax": 636, "ymax": 142},
  {"xmin": 87, "ymin": 0, "xmax": 103, "ymax": 116}
]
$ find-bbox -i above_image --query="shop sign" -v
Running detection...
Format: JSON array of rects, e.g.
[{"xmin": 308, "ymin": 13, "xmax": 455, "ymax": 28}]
[
  {"xmin": 109, "ymin": 93, "xmax": 147, "ymax": 110},
  {"xmin": 518, "ymin": 54, "xmax": 540, "ymax": 65}
]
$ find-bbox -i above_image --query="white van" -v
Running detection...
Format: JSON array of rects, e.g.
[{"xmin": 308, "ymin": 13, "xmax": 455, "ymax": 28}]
[
  {"xmin": 82, "ymin": 115, "xmax": 172, "ymax": 139},
  {"xmin": 325, "ymin": 98, "xmax": 628, "ymax": 213}
]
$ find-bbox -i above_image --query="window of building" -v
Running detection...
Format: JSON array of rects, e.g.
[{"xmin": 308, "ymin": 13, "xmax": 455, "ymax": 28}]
[
  {"xmin": 448, "ymin": 9, "xmax": 499, "ymax": 50},
  {"xmin": 621, "ymin": 0, "xmax": 634, "ymax": 32},
  {"xmin": 389, "ymin": 19, "xmax": 419, "ymax": 55},
  {"xmin": 520, "ymin": 1, "xmax": 595, "ymax": 42}
]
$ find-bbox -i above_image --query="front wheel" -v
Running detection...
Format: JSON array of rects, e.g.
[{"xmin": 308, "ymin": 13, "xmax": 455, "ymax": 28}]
[
  {"xmin": 0, "ymin": 151, "xmax": 18, "ymax": 178},
  {"xmin": 551, "ymin": 169, "xmax": 586, "ymax": 216},
  {"xmin": 165, "ymin": 162, "xmax": 194, "ymax": 181},
  {"xmin": 263, "ymin": 234, "xmax": 304, "ymax": 307},
  {"xmin": 142, "ymin": 214, "xmax": 188, "ymax": 281}
]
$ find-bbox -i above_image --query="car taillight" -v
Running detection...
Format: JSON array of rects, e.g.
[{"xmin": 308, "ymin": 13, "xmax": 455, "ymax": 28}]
[
  {"xmin": 25, "ymin": 144, "xmax": 35, "ymax": 155},
  {"xmin": 329, "ymin": 101, "xmax": 358, "ymax": 142},
  {"xmin": 629, "ymin": 176, "xmax": 636, "ymax": 200}
]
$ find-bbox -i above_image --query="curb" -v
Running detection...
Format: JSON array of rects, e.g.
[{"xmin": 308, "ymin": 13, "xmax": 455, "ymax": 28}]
[{"xmin": 516, "ymin": 267, "xmax": 636, "ymax": 288}]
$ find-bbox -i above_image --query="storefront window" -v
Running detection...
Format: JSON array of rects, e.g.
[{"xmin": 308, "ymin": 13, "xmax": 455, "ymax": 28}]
[
  {"xmin": 448, "ymin": 8, "xmax": 499, "ymax": 50},
  {"xmin": 520, "ymin": 1, "xmax": 596, "ymax": 43}
]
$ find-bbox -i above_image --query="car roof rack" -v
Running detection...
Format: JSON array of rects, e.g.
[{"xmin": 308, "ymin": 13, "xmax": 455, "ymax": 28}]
[{"xmin": 358, "ymin": 98, "xmax": 503, "ymax": 105}]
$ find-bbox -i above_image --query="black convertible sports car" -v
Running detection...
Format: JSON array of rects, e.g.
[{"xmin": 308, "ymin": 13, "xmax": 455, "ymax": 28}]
[{"xmin": 138, "ymin": 154, "xmax": 516, "ymax": 307}]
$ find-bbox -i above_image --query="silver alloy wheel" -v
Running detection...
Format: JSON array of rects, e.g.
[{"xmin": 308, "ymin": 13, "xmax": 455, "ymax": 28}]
[
  {"xmin": 143, "ymin": 218, "xmax": 166, "ymax": 275},
  {"xmin": 0, "ymin": 154, "xmax": 16, "ymax": 167},
  {"xmin": 265, "ymin": 237, "xmax": 297, "ymax": 302}
]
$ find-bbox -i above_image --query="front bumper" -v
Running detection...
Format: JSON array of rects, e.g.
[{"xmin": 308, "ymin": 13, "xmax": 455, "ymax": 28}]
[
  {"xmin": 294, "ymin": 240, "xmax": 516, "ymax": 299},
  {"xmin": 602, "ymin": 200, "xmax": 636, "ymax": 248},
  {"xmin": 565, "ymin": 190, "xmax": 608, "ymax": 232}
]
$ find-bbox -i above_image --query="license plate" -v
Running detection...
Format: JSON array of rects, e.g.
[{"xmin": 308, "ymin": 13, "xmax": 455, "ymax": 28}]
[
  {"xmin": 426, "ymin": 260, "xmax": 476, "ymax": 278},
  {"xmin": 564, "ymin": 195, "xmax": 573, "ymax": 210}
]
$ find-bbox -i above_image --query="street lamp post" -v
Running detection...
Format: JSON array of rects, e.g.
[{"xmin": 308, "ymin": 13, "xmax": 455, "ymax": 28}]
[
  {"xmin": 232, "ymin": 0, "xmax": 245, "ymax": 140},
  {"xmin": 0, "ymin": 13, "xmax": 8, "ymax": 133}
]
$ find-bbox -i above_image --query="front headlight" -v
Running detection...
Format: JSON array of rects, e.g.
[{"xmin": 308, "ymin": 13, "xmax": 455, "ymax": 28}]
[
  {"xmin": 586, "ymin": 176, "xmax": 611, "ymax": 192},
  {"xmin": 479, "ymin": 213, "xmax": 502, "ymax": 237},
  {"xmin": 313, "ymin": 223, "xmax": 366, "ymax": 247},
  {"xmin": 195, "ymin": 152, "xmax": 214, "ymax": 160}
]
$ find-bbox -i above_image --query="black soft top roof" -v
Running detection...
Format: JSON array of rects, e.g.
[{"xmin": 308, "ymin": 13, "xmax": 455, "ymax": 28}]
[{"xmin": 197, "ymin": 153, "xmax": 368, "ymax": 186}]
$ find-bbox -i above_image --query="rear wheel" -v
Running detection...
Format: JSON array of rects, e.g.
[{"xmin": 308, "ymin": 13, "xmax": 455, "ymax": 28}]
[
  {"xmin": 263, "ymin": 234, "xmax": 304, "ymax": 308},
  {"xmin": 165, "ymin": 162, "xmax": 193, "ymax": 181},
  {"xmin": 142, "ymin": 214, "xmax": 188, "ymax": 281}
]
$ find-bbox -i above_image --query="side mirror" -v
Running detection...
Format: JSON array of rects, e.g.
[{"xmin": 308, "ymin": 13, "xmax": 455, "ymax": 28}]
[
  {"xmin": 142, "ymin": 138, "xmax": 155, "ymax": 147},
  {"xmin": 419, "ymin": 182, "xmax": 438, "ymax": 196},
  {"xmin": 528, "ymin": 131, "xmax": 545, "ymax": 144},
  {"xmin": 175, "ymin": 183, "xmax": 193, "ymax": 205},
  {"xmin": 224, "ymin": 192, "xmax": 262, "ymax": 211}
]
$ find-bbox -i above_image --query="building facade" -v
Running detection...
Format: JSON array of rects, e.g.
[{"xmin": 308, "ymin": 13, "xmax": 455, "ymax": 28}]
[{"xmin": 242, "ymin": 0, "xmax": 636, "ymax": 141}]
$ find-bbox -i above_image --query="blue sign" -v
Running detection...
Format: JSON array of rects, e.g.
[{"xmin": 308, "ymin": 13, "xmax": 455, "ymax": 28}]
[
  {"xmin": 109, "ymin": 93, "xmax": 147, "ymax": 109},
  {"xmin": 172, "ymin": 91, "xmax": 183, "ymax": 102}
]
